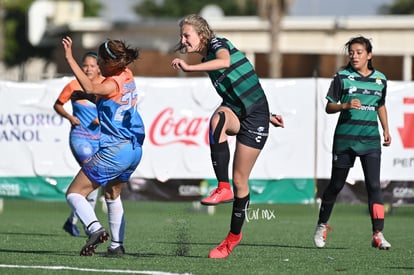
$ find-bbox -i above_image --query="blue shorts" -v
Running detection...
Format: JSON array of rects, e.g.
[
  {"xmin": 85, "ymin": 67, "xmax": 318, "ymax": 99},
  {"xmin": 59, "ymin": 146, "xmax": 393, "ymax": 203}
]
[
  {"xmin": 82, "ymin": 140, "xmax": 142, "ymax": 186},
  {"xmin": 70, "ymin": 137, "xmax": 100, "ymax": 164}
]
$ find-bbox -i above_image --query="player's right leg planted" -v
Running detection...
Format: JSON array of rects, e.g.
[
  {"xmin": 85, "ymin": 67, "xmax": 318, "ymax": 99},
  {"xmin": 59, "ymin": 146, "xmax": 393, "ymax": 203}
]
[
  {"xmin": 209, "ymin": 196, "xmax": 248, "ymax": 258},
  {"xmin": 209, "ymin": 231, "xmax": 242, "ymax": 258},
  {"xmin": 105, "ymin": 196, "xmax": 126, "ymax": 257}
]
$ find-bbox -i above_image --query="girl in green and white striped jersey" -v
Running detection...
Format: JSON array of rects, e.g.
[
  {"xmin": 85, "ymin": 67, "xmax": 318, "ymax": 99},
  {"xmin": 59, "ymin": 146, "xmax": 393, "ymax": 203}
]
[
  {"xmin": 171, "ymin": 14, "xmax": 284, "ymax": 259},
  {"xmin": 314, "ymin": 36, "xmax": 392, "ymax": 250}
]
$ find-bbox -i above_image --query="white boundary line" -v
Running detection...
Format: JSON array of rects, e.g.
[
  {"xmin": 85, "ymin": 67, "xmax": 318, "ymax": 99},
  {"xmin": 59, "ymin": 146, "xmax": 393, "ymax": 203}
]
[{"xmin": 0, "ymin": 264, "xmax": 193, "ymax": 275}]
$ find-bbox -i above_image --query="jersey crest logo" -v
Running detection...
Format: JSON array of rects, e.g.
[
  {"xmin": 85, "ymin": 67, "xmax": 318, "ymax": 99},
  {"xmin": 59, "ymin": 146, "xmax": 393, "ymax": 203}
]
[
  {"xmin": 348, "ymin": 86, "xmax": 357, "ymax": 94},
  {"xmin": 376, "ymin": 76, "xmax": 383, "ymax": 85}
]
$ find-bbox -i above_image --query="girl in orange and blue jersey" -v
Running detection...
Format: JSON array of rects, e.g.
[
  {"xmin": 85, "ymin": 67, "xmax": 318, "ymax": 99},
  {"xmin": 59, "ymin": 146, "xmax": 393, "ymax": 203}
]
[
  {"xmin": 62, "ymin": 36, "xmax": 145, "ymax": 257},
  {"xmin": 54, "ymin": 52, "xmax": 104, "ymax": 237}
]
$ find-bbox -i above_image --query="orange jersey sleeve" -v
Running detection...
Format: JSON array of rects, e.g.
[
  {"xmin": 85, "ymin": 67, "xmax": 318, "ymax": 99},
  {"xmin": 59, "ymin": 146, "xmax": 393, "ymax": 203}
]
[{"xmin": 57, "ymin": 79, "xmax": 83, "ymax": 104}]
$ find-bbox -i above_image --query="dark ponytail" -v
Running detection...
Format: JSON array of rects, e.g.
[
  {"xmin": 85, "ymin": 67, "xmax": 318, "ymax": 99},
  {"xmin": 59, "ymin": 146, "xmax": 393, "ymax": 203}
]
[{"xmin": 98, "ymin": 39, "xmax": 140, "ymax": 74}]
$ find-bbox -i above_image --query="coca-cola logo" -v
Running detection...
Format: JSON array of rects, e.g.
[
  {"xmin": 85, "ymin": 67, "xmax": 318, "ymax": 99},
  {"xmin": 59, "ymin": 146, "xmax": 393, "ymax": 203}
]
[{"xmin": 149, "ymin": 107, "xmax": 210, "ymax": 146}]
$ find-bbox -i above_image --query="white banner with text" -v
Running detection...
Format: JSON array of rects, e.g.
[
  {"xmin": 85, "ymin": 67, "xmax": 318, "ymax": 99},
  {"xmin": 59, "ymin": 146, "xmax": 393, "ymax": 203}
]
[{"xmin": 0, "ymin": 77, "xmax": 413, "ymax": 182}]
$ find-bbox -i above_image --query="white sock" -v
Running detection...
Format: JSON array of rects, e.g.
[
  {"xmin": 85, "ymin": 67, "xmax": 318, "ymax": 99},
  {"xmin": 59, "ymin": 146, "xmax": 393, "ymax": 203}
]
[
  {"xmin": 66, "ymin": 193, "xmax": 102, "ymax": 233},
  {"xmin": 68, "ymin": 211, "xmax": 78, "ymax": 225},
  {"xmin": 86, "ymin": 189, "xmax": 99, "ymax": 209},
  {"xmin": 106, "ymin": 196, "xmax": 125, "ymax": 249}
]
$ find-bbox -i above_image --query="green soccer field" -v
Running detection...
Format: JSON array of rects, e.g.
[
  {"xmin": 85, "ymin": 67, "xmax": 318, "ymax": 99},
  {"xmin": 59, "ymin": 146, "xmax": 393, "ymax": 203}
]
[{"xmin": 0, "ymin": 199, "xmax": 413, "ymax": 275}]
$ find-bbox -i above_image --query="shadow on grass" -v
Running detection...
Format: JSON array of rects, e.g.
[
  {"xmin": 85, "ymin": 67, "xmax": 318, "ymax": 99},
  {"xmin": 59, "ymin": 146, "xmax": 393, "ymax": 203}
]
[
  {"xmin": 0, "ymin": 248, "xmax": 203, "ymax": 259},
  {"xmin": 0, "ymin": 248, "xmax": 75, "ymax": 256},
  {"xmin": 159, "ymin": 241, "xmax": 348, "ymax": 250},
  {"xmin": 120, "ymin": 252, "xmax": 204, "ymax": 259},
  {"xmin": 0, "ymin": 233, "xmax": 347, "ymax": 259},
  {"xmin": 0, "ymin": 231, "xmax": 60, "ymax": 237}
]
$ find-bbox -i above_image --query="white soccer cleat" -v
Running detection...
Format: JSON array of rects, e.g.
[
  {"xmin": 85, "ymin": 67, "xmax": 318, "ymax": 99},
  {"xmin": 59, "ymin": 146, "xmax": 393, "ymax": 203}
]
[
  {"xmin": 371, "ymin": 231, "xmax": 391, "ymax": 250},
  {"xmin": 313, "ymin": 223, "xmax": 331, "ymax": 248}
]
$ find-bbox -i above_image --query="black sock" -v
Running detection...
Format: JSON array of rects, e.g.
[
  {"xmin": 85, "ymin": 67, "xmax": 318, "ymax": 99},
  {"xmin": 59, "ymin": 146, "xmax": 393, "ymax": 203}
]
[
  {"xmin": 210, "ymin": 141, "xmax": 230, "ymax": 183},
  {"xmin": 372, "ymin": 219, "xmax": 384, "ymax": 232},
  {"xmin": 318, "ymin": 201, "xmax": 335, "ymax": 224},
  {"xmin": 230, "ymin": 194, "xmax": 250, "ymax": 235}
]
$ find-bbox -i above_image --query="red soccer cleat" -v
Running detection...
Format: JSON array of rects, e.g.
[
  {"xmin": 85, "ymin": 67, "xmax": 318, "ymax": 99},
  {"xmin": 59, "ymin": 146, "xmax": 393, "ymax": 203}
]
[
  {"xmin": 200, "ymin": 186, "xmax": 234, "ymax": 205},
  {"xmin": 208, "ymin": 231, "xmax": 242, "ymax": 259}
]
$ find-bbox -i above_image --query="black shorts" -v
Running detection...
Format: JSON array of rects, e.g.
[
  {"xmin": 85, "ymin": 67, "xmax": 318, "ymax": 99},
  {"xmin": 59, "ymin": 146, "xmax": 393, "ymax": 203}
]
[
  {"xmin": 236, "ymin": 99, "xmax": 270, "ymax": 150},
  {"xmin": 332, "ymin": 149, "xmax": 381, "ymax": 168}
]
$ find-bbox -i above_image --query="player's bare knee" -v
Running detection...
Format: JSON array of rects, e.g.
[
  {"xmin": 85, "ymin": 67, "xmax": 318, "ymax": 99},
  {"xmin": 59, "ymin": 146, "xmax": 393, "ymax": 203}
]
[{"xmin": 210, "ymin": 111, "xmax": 225, "ymax": 144}]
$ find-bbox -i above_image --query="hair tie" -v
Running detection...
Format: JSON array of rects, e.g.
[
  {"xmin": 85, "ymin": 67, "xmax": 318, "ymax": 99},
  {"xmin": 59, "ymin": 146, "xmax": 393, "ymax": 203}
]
[{"xmin": 104, "ymin": 40, "xmax": 116, "ymax": 59}]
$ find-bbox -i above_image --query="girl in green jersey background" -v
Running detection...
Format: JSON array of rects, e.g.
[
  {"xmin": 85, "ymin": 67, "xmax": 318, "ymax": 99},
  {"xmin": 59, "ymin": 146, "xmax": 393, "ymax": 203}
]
[{"xmin": 314, "ymin": 36, "xmax": 391, "ymax": 250}]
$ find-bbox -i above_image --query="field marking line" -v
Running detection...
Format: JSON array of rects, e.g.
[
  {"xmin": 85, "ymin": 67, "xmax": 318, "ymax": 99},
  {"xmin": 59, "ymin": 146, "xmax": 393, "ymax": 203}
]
[{"xmin": 0, "ymin": 264, "xmax": 193, "ymax": 275}]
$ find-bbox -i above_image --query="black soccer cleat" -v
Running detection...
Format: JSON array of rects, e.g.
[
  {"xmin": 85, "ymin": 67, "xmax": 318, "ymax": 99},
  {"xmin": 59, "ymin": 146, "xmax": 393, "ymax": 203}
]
[
  {"xmin": 106, "ymin": 245, "xmax": 125, "ymax": 257},
  {"xmin": 63, "ymin": 219, "xmax": 81, "ymax": 237},
  {"xmin": 80, "ymin": 227, "xmax": 109, "ymax": 256}
]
